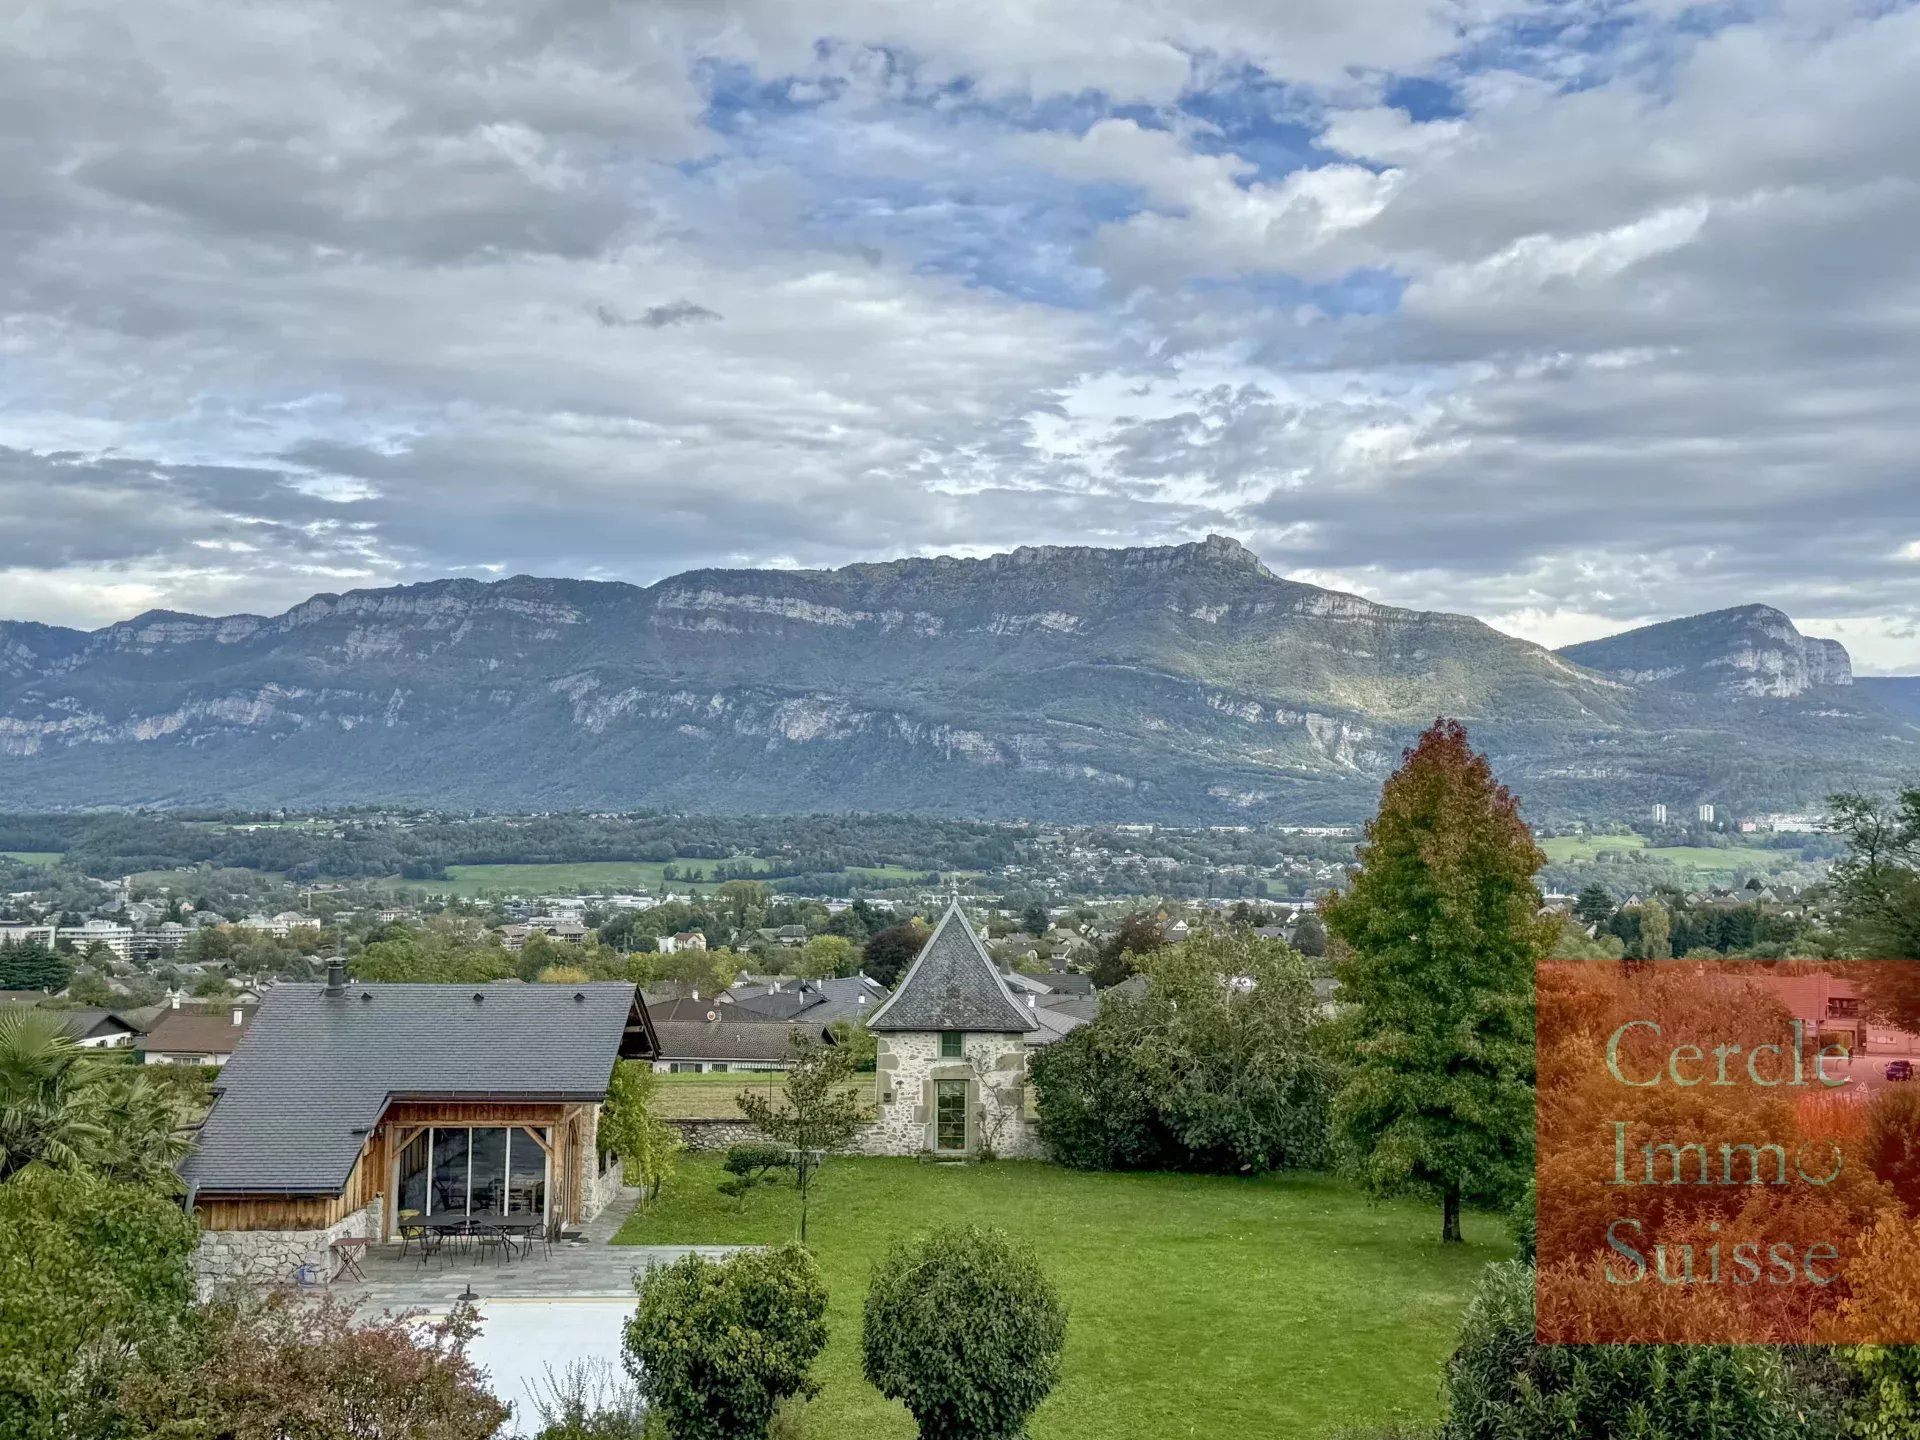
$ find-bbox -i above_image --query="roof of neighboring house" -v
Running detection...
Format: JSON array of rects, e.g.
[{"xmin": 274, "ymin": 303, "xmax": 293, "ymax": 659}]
[
  {"xmin": 1025, "ymin": 1002, "xmax": 1089, "ymax": 1046},
  {"xmin": 648, "ymin": 996, "xmax": 739, "ymax": 1024},
  {"xmin": 652, "ymin": 1018, "xmax": 812, "ymax": 1063},
  {"xmin": 142, "ymin": 1005, "xmax": 254, "ymax": 1056},
  {"xmin": 183, "ymin": 981, "xmax": 654, "ymax": 1198},
  {"xmin": 867, "ymin": 903, "xmax": 1037, "ymax": 1034},
  {"xmin": 1038, "ymin": 993, "xmax": 1099, "ymax": 1023},
  {"xmin": 640, "ymin": 980, "xmax": 708, "ymax": 1005},
  {"xmin": 1039, "ymin": 971, "xmax": 1094, "ymax": 996},
  {"xmin": 0, "ymin": 996, "xmax": 141, "ymax": 1042},
  {"xmin": 728, "ymin": 974, "xmax": 890, "ymax": 1027}
]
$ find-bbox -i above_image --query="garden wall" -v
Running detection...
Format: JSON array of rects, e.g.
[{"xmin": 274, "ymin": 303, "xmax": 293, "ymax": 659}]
[{"xmin": 193, "ymin": 1199, "xmax": 382, "ymax": 1296}]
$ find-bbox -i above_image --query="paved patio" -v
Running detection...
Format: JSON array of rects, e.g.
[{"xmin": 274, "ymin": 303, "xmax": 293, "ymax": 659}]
[{"xmin": 330, "ymin": 1189, "xmax": 738, "ymax": 1315}]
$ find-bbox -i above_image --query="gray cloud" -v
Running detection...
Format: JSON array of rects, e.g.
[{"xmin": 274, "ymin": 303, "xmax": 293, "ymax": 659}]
[
  {"xmin": 1, "ymin": 0, "xmax": 1918, "ymax": 673},
  {"xmin": 593, "ymin": 301, "xmax": 723, "ymax": 329}
]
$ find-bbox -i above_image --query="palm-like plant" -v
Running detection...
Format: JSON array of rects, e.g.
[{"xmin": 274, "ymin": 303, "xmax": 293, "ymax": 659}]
[
  {"xmin": 0, "ymin": 1009, "xmax": 108, "ymax": 1180},
  {"xmin": 85, "ymin": 1068, "xmax": 193, "ymax": 1192}
]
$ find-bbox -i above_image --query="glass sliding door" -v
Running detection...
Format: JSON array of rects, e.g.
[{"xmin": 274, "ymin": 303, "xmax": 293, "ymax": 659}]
[
  {"xmin": 397, "ymin": 1132, "xmax": 430, "ymax": 1218},
  {"xmin": 469, "ymin": 1127, "xmax": 507, "ymax": 1213},
  {"xmin": 430, "ymin": 1127, "xmax": 470, "ymax": 1215},
  {"xmin": 400, "ymin": 1126, "xmax": 550, "ymax": 1222},
  {"xmin": 508, "ymin": 1128, "xmax": 548, "ymax": 1216}
]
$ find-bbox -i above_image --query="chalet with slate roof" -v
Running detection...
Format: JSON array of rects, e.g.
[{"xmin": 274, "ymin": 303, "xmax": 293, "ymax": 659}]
[
  {"xmin": 183, "ymin": 962, "xmax": 657, "ymax": 1288},
  {"xmin": 861, "ymin": 902, "xmax": 1042, "ymax": 1159}
]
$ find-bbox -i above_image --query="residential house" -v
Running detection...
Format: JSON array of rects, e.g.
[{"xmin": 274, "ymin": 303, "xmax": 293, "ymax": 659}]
[
  {"xmin": 862, "ymin": 903, "xmax": 1041, "ymax": 1159},
  {"xmin": 143, "ymin": 1002, "xmax": 254, "ymax": 1066},
  {"xmin": 650, "ymin": 1016, "xmax": 812, "ymax": 1073},
  {"xmin": 183, "ymin": 963, "xmax": 659, "ymax": 1288},
  {"xmin": 656, "ymin": 931, "xmax": 708, "ymax": 955},
  {"xmin": 0, "ymin": 993, "xmax": 141, "ymax": 1048},
  {"xmin": 1751, "ymin": 972, "xmax": 1920, "ymax": 1056}
]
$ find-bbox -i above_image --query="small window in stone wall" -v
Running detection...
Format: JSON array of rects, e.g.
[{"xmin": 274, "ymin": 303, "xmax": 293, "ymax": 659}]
[{"xmin": 940, "ymin": 1030, "xmax": 964, "ymax": 1058}]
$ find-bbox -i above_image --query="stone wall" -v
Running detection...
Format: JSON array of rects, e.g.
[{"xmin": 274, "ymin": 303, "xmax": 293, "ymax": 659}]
[
  {"xmin": 193, "ymin": 1198, "xmax": 382, "ymax": 1295},
  {"xmin": 577, "ymin": 1103, "xmax": 619, "ymax": 1220},
  {"xmin": 665, "ymin": 1117, "xmax": 767, "ymax": 1152},
  {"xmin": 665, "ymin": 1049, "xmax": 1047, "ymax": 1164},
  {"xmin": 858, "ymin": 1032, "xmax": 1041, "ymax": 1159}
]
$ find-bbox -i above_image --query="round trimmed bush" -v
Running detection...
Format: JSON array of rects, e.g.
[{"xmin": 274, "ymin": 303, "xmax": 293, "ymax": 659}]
[
  {"xmin": 862, "ymin": 1225, "xmax": 1066, "ymax": 1440},
  {"xmin": 623, "ymin": 1244, "xmax": 826, "ymax": 1440}
]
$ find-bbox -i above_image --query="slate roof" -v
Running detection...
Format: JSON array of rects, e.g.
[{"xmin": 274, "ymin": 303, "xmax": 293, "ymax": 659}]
[
  {"xmin": 652, "ymin": 1018, "xmax": 811, "ymax": 1063},
  {"xmin": 183, "ymin": 981, "xmax": 647, "ymax": 1197},
  {"xmin": 142, "ymin": 1005, "xmax": 253, "ymax": 1056},
  {"xmin": 866, "ymin": 903, "xmax": 1038, "ymax": 1034},
  {"xmin": 728, "ymin": 974, "xmax": 890, "ymax": 1027}
]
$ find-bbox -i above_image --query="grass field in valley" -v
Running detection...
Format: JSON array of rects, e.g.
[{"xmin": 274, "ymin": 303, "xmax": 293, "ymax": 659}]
[
  {"xmin": 1540, "ymin": 833, "xmax": 1790, "ymax": 872},
  {"xmin": 0, "ymin": 851, "xmax": 62, "ymax": 865},
  {"xmin": 616, "ymin": 1155, "xmax": 1506, "ymax": 1440}
]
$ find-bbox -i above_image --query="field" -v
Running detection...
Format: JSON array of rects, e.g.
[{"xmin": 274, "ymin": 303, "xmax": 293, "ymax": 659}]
[
  {"xmin": 424, "ymin": 858, "xmax": 776, "ymax": 898},
  {"xmin": 0, "ymin": 851, "xmax": 62, "ymax": 865},
  {"xmin": 1540, "ymin": 834, "xmax": 1789, "ymax": 873},
  {"xmin": 651, "ymin": 1071, "xmax": 868, "ymax": 1119},
  {"xmin": 616, "ymin": 1155, "xmax": 1506, "ymax": 1439}
]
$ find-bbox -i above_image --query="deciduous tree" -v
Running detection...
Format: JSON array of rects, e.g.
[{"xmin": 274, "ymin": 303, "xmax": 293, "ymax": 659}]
[
  {"xmin": 1323, "ymin": 719, "xmax": 1551, "ymax": 1243},
  {"xmin": 735, "ymin": 1035, "xmax": 867, "ymax": 1244},
  {"xmin": 861, "ymin": 922, "xmax": 928, "ymax": 988}
]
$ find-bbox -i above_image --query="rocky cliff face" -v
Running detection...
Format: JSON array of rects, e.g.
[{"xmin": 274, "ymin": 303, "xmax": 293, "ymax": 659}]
[
  {"xmin": 0, "ymin": 543, "xmax": 1910, "ymax": 820},
  {"xmin": 1556, "ymin": 605, "xmax": 1854, "ymax": 698}
]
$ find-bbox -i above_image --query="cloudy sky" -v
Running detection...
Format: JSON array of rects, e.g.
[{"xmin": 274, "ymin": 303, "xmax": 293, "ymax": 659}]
[{"xmin": 4, "ymin": 0, "xmax": 1918, "ymax": 671}]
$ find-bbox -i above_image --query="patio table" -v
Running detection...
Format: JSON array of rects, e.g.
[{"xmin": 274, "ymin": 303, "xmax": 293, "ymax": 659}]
[{"xmin": 470, "ymin": 1210, "xmax": 544, "ymax": 1259}]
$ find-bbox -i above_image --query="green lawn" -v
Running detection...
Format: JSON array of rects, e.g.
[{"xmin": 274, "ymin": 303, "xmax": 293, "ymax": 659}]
[
  {"xmin": 0, "ymin": 851, "xmax": 62, "ymax": 866},
  {"xmin": 1539, "ymin": 833, "xmax": 1648, "ymax": 861},
  {"xmin": 1541, "ymin": 834, "xmax": 1787, "ymax": 873},
  {"xmin": 616, "ymin": 1155, "xmax": 1504, "ymax": 1439}
]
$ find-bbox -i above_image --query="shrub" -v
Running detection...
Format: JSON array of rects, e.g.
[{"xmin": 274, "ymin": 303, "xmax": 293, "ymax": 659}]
[
  {"xmin": 624, "ymin": 1244, "xmax": 828, "ymax": 1440},
  {"xmin": 1863, "ymin": 1087, "xmax": 1920, "ymax": 1214},
  {"xmin": 1839, "ymin": 1344, "xmax": 1920, "ymax": 1440},
  {"xmin": 717, "ymin": 1143, "xmax": 794, "ymax": 1199},
  {"xmin": 0, "ymin": 1169, "xmax": 199, "ymax": 1440},
  {"xmin": 524, "ymin": 1359, "xmax": 652, "ymax": 1440},
  {"xmin": 114, "ymin": 1293, "xmax": 509, "ymax": 1440},
  {"xmin": 1441, "ymin": 1261, "xmax": 1818, "ymax": 1440},
  {"xmin": 862, "ymin": 1225, "xmax": 1066, "ymax": 1440},
  {"xmin": 1509, "ymin": 1180, "xmax": 1535, "ymax": 1265}
]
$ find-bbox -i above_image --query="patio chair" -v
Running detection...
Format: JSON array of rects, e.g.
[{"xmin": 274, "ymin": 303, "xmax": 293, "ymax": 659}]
[{"xmin": 395, "ymin": 1209, "xmax": 425, "ymax": 1259}]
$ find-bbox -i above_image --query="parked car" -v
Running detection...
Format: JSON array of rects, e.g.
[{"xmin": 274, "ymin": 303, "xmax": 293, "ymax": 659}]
[{"xmin": 1885, "ymin": 1060, "xmax": 1914, "ymax": 1082}]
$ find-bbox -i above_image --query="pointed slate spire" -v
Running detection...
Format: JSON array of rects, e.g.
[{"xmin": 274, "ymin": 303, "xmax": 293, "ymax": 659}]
[{"xmin": 866, "ymin": 900, "xmax": 1038, "ymax": 1033}]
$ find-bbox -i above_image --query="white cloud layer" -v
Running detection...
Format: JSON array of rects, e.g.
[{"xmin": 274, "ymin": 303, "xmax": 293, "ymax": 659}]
[{"xmin": 4, "ymin": 0, "xmax": 1919, "ymax": 671}]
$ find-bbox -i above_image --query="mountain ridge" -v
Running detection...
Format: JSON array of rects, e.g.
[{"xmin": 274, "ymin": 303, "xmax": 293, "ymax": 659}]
[{"xmin": 0, "ymin": 538, "xmax": 1912, "ymax": 822}]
